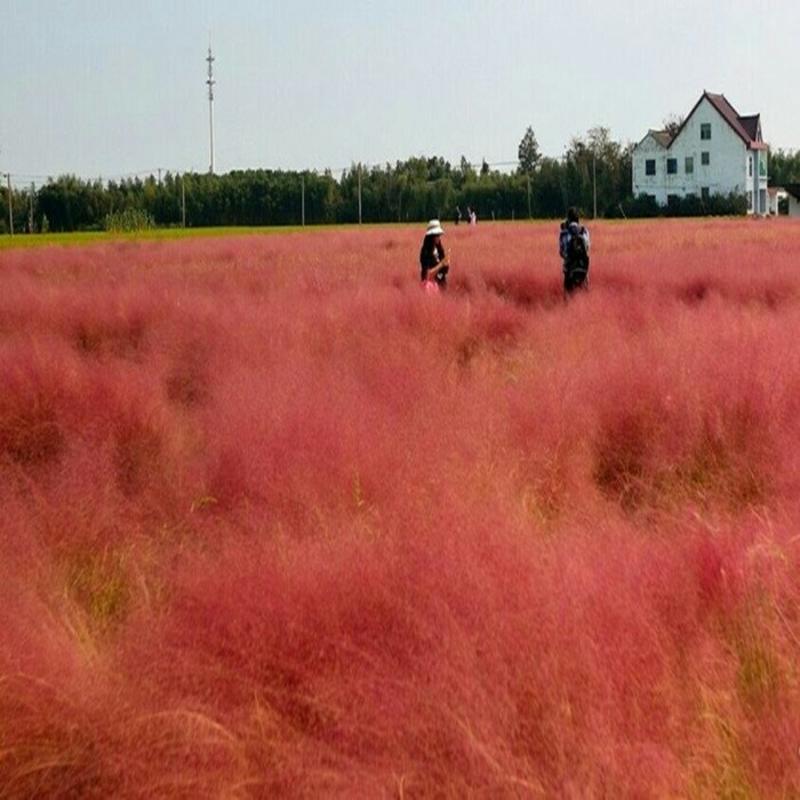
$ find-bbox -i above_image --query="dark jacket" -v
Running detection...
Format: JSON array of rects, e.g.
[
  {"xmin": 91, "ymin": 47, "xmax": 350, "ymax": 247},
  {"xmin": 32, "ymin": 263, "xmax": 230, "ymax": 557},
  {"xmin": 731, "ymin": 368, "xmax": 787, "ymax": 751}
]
[
  {"xmin": 559, "ymin": 222, "xmax": 590, "ymax": 270},
  {"xmin": 420, "ymin": 236, "xmax": 446, "ymax": 281}
]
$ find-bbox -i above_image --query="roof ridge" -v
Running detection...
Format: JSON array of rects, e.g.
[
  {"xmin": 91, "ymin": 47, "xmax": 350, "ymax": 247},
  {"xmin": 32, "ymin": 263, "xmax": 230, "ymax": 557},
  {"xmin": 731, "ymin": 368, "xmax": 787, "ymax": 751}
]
[
  {"xmin": 702, "ymin": 92, "xmax": 755, "ymax": 145},
  {"xmin": 640, "ymin": 92, "xmax": 764, "ymax": 151}
]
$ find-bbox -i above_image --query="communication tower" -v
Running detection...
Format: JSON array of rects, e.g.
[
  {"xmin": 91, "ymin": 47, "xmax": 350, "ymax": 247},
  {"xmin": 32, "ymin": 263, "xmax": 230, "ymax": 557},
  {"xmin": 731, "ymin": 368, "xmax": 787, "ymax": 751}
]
[{"xmin": 206, "ymin": 44, "xmax": 216, "ymax": 174}]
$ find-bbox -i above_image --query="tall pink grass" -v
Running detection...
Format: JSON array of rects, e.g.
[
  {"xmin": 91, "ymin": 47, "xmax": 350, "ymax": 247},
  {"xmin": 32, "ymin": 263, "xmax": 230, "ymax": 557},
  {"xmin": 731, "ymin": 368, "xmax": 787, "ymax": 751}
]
[{"xmin": 2, "ymin": 219, "xmax": 800, "ymax": 796}]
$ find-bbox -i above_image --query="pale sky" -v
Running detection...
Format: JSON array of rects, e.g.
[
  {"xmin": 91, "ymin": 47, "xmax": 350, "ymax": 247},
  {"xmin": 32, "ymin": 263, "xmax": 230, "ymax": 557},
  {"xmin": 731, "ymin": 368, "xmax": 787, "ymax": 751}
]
[{"xmin": 1, "ymin": 0, "xmax": 797, "ymax": 184}]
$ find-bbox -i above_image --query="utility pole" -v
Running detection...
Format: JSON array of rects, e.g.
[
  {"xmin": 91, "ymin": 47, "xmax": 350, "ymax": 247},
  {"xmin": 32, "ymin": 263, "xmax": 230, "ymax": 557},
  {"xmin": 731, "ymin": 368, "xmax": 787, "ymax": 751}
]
[
  {"xmin": 206, "ymin": 43, "xmax": 216, "ymax": 174},
  {"xmin": 158, "ymin": 168, "xmax": 162, "ymax": 186},
  {"xmin": 6, "ymin": 174, "xmax": 13, "ymax": 236},
  {"xmin": 592, "ymin": 150, "xmax": 597, "ymax": 220},
  {"xmin": 357, "ymin": 164, "xmax": 362, "ymax": 225},
  {"xmin": 180, "ymin": 174, "xmax": 186, "ymax": 228},
  {"xmin": 301, "ymin": 173, "xmax": 305, "ymax": 227},
  {"xmin": 527, "ymin": 173, "xmax": 532, "ymax": 219},
  {"xmin": 29, "ymin": 182, "xmax": 35, "ymax": 233}
]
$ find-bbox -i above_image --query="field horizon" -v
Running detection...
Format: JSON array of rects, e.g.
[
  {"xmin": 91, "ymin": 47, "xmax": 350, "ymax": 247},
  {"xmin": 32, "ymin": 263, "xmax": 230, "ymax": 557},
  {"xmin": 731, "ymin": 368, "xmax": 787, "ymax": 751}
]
[
  {"xmin": 0, "ymin": 215, "xmax": 739, "ymax": 252},
  {"xmin": 2, "ymin": 217, "xmax": 800, "ymax": 797}
]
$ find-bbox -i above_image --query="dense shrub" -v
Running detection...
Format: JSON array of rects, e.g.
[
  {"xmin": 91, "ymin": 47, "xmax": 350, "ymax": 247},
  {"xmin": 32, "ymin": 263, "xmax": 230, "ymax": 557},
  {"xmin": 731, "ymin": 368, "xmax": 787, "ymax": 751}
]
[
  {"xmin": 625, "ymin": 191, "xmax": 748, "ymax": 218},
  {"xmin": 103, "ymin": 208, "xmax": 155, "ymax": 233}
]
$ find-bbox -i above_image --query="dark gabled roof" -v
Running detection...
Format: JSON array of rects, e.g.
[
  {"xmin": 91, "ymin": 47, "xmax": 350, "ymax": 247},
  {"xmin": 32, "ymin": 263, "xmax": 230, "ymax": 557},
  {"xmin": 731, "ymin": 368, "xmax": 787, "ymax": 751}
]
[
  {"xmin": 785, "ymin": 183, "xmax": 800, "ymax": 201},
  {"xmin": 738, "ymin": 114, "xmax": 761, "ymax": 142},
  {"xmin": 650, "ymin": 129, "xmax": 672, "ymax": 148},
  {"xmin": 635, "ymin": 129, "xmax": 671, "ymax": 149},
  {"xmin": 667, "ymin": 91, "xmax": 766, "ymax": 150},
  {"xmin": 704, "ymin": 93, "xmax": 755, "ymax": 145}
]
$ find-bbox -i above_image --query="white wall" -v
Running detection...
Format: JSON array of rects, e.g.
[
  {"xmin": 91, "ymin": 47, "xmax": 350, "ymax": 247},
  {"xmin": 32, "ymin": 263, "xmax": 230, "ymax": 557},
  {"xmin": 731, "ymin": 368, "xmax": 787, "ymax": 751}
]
[
  {"xmin": 790, "ymin": 194, "xmax": 800, "ymax": 218},
  {"xmin": 671, "ymin": 97, "xmax": 748, "ymax": 199},
  {"xmin": 631, "ymin": 134, "xmax": 667, "ymax": 203}
]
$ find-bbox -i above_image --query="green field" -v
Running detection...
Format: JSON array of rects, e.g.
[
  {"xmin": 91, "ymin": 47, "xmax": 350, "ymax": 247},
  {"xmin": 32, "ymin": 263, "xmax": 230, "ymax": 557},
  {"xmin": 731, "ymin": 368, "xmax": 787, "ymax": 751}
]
[
  {"xmin": 0, "ymin": 226, "xmax": 320, "ymax": 250},
  {"xmin": 0, "ymin": 220, "xmax": 573, "ymax": 251}
]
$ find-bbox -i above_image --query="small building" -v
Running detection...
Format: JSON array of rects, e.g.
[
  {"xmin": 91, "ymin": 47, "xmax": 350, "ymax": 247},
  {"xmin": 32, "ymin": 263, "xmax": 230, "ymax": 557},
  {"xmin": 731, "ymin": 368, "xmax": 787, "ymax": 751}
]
[
  {"xmin": 785, "ymin": 184, "xmax": 800, "ymax": 218},
  {"xmin": 632, "ymin": 91, "xmax": 769, "ymax": 214},
  {"xmin": 768, "ymin": 186, "xmax": 788, "ymax": 215}
]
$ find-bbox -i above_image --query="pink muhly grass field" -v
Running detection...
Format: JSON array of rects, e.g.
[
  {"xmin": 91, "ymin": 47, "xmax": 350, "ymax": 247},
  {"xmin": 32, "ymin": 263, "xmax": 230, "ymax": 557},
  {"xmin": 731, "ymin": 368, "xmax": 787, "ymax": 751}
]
[{"xmin": 2, "ymin": 218, "xmax": 800, "ymax": 797}]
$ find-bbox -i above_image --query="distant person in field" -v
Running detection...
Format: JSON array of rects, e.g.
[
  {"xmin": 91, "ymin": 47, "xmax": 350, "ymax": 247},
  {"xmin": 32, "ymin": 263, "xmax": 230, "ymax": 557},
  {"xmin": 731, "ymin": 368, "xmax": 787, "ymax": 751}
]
[
  {"xmin": 559, "ymin": 207, "xmax": 590, "ymax": 296},
  {"xmin": 468, "ymin": 206, "xmax": 477, "ymax": 226},
  {"xmin": 419, "ymin": 219, "xmax": 449, "ymax": 291},
  {"xmin": 455, "ymin": 206, "xmax": 462, "ymax": 226}
]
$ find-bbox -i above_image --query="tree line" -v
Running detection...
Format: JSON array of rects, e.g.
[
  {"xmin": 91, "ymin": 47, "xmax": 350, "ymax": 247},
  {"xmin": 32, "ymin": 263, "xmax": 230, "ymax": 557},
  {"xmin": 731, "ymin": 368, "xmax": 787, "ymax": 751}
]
[
  {"xmin": 2, "ymin": 130, "xmax": 797, "ymax": 234},
  {"xmin": 769, "ymin": 149, "xmax": 800, "ymax": 187}
]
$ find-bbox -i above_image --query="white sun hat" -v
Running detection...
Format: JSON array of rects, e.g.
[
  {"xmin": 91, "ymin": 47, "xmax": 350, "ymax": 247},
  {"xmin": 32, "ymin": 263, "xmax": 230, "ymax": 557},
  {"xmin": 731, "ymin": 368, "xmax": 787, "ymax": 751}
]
[{"xmin": 425, "ymin": 219, "xmax": 444, "ymax": 236}]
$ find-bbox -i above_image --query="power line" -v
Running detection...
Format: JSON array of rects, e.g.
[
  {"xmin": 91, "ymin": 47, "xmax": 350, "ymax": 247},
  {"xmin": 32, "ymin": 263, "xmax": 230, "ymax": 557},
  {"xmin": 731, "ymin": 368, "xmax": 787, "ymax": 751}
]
[
  {"xmin": 4, "ymin": 169, "xmax": 170, "ymax": 184},
  {"xmin": 2, "ymin": 156, "xmax": 532, "ymax": 188}
]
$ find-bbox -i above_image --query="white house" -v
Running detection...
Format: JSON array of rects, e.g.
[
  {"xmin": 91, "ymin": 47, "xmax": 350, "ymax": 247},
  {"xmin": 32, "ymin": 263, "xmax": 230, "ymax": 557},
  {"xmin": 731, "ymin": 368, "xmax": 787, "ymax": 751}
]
[
  {"xmin": 632, "ymin": 92, "xmax": 769, "ymax": 214},
  {"xmin": 785, "ymin": 185, "xmax": 800, "ymax": 218}
]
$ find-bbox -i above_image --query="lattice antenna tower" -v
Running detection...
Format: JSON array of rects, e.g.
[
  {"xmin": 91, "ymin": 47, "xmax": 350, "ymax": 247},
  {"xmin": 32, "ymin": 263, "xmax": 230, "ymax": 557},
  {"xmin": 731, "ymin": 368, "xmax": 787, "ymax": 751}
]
[{"xmin": 206, "ymin": 41, "xmax": 216, "ymax": 174}]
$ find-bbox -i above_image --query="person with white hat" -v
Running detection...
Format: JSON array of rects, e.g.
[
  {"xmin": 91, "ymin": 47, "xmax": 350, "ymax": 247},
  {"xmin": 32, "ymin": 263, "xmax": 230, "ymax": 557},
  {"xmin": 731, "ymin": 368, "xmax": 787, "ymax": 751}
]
[{"xmin": 419, "ymin": 219, "xmax": 449, "ymax": 290}]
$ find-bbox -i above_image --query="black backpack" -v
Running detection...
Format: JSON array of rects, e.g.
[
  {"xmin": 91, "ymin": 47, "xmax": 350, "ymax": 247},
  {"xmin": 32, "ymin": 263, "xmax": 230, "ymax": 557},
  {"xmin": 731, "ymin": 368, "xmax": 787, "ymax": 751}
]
[{"xmin": 566, "ymin": 229, "xmax": 589, "ymax": 276}]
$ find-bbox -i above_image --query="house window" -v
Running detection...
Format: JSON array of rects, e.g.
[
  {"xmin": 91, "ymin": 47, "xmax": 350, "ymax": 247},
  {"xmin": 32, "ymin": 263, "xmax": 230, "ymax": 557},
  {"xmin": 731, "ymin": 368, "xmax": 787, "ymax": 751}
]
[
  {"xmin": 645, "ymin": 159, "xmax": 656, "ymax": 176},
  {"xmin": 701, "ymin": 187, "xmax": 710, "ymax": 201},
  {"xmin": 701, "ymin": 151, "xmax": 710, "ymax": 166},
  {"xmin": 667, "ymin": 158, "xmax": 678, "ymax": 175},
  {"xmin": 685, "ymin": 157, "xmax": 694, "ymax": 174},
  {"xmin": 667, "ymin": 194, "xmax": 680, "ymax": 208},
  {"xmin": 748, "ymin": 191, "xmax": 753, "ymax": 210},
  {"xmin": 748, "ymin": 157, "xmax": 753, "ymax": 177},
  {"xmin": 701, "ymin": 123, "xmax": 711, "ymax": 140}
]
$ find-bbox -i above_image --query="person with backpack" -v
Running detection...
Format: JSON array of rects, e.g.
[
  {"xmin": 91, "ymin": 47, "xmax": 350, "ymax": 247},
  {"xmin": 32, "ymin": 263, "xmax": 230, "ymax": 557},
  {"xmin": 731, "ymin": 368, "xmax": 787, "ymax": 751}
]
[
  {"xmin": 559, "ymin": 207, "xmax": 590, "ymax": 296},
  {"xmin": 419, "ymin": 219, "xmax": 449, "ymax": 291}
]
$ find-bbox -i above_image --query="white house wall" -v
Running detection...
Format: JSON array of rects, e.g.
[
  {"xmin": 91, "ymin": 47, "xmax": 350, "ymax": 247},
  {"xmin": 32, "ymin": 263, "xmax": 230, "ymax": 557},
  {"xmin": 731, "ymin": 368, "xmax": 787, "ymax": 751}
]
[
  {"xmin": 790, "ymin": 195, "xmax": 800, "ymax": 218},
  {"xmin": 672, "ymin": 97, "xmax": 747, "ymax": 198},
  {"xmin": 633, "ymin": 96, "xmax": 754, "ymax": 209},
  {"xmin": 631, "ymin": 134, "xmax": 667, "ymax": 201}
]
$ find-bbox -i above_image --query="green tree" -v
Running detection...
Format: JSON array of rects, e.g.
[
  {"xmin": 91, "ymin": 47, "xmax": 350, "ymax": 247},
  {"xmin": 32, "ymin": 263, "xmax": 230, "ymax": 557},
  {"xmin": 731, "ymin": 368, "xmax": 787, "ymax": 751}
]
[
  {"xmin": 563, "ymin": 126, "xmax": 632, "ymax": 218},
  {"xmin": 518, "ymin": 126, "xmax": 541, "ymax": 174},
  {"xmin": 662, "ymin": 114, "xmax": 684, "ymax": 139},
  {"xmin": 769, "ymin": 149, "xmax": 800, "ymax": 185},
  {"xmin": 458, "ymin": 156, "xmax": 476, "ymax": 182}
]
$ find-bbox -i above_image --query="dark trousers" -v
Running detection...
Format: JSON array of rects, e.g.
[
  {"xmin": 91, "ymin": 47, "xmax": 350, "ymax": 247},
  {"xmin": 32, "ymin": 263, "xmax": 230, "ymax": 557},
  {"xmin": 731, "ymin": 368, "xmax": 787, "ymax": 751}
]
[{"xmin": 563, "ymin": 268, "xmax": 589, "ymax": 295}]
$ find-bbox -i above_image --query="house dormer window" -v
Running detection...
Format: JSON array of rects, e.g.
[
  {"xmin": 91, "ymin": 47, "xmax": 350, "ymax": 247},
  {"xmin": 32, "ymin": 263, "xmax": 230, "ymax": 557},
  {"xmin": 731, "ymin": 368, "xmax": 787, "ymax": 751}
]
[{"xmin": 701, "ymin": 123, "xmax": 711, "ymax": 140}]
